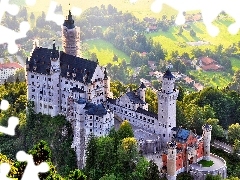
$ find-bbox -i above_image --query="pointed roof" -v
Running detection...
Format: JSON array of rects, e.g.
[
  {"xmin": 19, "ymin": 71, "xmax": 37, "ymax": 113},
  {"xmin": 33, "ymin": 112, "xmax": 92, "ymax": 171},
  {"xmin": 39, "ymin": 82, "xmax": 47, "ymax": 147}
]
[
  {"xmin": 104, "ymin": 68, "xmax": 108, "ymax": 79},
  {"xmin": 202, "ymin": 124, "xmax": 212, "ymax": 131},
  {"xmin": 163, "ymin": 69, "xmax": 174, "ymax": 79},
  {"xmin": 27, "ymin": 48, "xmax": 97, "ymax": 83},
  {"xmin": 51, "ymin": 40, "xmax": 59, "ymax": 59},
  {"xmin": 139, "ymin": 82, "xmax": 146, "ymax": 89},
  {"xmin": 63, "ymin": 10, "xmax": 75, "ymax": 29},
  {"xmin": 168, "ymin": 140, "xmax": 177, "ymax": 148}
]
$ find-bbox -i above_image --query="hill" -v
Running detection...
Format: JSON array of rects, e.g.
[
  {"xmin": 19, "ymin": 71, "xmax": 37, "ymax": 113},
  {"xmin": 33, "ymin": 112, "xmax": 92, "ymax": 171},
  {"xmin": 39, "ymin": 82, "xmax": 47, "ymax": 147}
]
[{"xmin": 11, "ymin": 0, "xmax": 177, "ymax": 20}]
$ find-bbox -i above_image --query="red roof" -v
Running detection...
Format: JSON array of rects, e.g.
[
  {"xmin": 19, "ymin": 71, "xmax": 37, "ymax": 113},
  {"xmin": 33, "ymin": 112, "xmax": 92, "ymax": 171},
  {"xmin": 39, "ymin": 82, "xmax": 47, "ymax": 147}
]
[
  {"xmin": 194, "ymin": 83, "xmax": 204, "ymax": 91},
  {"xmin": 0, "ymin": 62, "xmax": 23, "ymax": 69},
  {"xmin": 184, "ymin": 76, "xmax": 193, "ymax": 83},
  {"xmin": 200, "ymin": 57, "xmax": 215, "ymax": 65}
]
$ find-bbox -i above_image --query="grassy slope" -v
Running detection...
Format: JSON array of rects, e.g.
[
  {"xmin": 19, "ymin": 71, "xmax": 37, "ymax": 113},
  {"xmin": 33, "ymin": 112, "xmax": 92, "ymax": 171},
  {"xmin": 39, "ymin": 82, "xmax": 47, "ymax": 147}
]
[
  {"xmin": 10, "ymin": 0, "xmax": 240, "ymax": 88},
  {"xmin": 188, "ymin": 70, "xmax": 232, "ymax": 88},
  {"xmin": 146, "ymin": 18, "xmax": 240, "ymax": 59},
  {"xmin": 84, "ymin": 39, "xmax": 130, "ymax": 65},
  {"xmin": 230, "ymin": 57, "xmax": 240, "ymax": 72}
]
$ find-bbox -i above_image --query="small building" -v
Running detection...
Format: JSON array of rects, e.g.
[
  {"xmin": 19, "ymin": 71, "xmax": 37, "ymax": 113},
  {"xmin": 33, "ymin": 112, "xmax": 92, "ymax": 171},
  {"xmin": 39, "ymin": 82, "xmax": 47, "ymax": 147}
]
[
  {"xmin": 0, "ymin": 62, "xmax": 23, "ymax": 82},
  {"xmin": 184, "ymin": 76, "xmax": 194, "ymax": 85},
  {"xmin": 194, "ymin": 83, "xmax": 204, "ymax": 91},
  {"xmin": 198, "ymin": 57, "xmax": 223, "ymax": 71}
]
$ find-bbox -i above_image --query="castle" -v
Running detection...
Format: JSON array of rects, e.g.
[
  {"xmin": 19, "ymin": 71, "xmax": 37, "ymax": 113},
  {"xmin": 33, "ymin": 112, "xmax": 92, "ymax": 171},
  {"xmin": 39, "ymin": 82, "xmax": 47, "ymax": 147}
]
[{"xmin": 26, "ymin": 11, "xmax": 227, "ymax": 179}]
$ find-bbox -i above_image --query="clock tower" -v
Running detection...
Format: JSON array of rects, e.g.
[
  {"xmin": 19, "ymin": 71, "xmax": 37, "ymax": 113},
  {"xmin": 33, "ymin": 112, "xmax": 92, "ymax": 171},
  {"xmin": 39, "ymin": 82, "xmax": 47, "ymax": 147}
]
[
  {"xmin": 62, "ymin": 10, "xmax": 81, "ymax": 57},
  {"xmin": 158, "ymin": 69, "xmax": 179, "ymax": 146}
]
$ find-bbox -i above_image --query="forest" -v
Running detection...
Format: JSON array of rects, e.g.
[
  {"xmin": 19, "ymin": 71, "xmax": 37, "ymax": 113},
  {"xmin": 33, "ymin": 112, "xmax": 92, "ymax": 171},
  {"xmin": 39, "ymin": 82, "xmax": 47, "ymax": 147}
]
[
  {"xmin": 0, "ymin": 80, "xmax": 240, "ymax": 179},
  {"xmin": 1, "ymin": 2, "xmax": 240, "ymax": 179}
]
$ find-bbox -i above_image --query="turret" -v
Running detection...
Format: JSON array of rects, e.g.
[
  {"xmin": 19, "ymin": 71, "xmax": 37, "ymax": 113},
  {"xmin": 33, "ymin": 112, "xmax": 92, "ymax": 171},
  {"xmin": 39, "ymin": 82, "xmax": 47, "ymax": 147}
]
[
  {"xmin": 157, "ymin": 69, "xmax": 179, "ymax": 145},
  {"xmin": 202, "ymin": 124, "xmax": 212, "ymax": 160},
  {"xmin": 103, "ymin": 68, "xmax": 110, "ymax": 100},
  {"xmin": 139, "ymin": 82, "xmax": 146, "ymax": 102},
  {"xmin": 62, "ymin": 10, "xmax": 81, "ymax": 57},
  {"xmin": 167, "ymin": 140, "xmax": 177, "ymax": 180},
  {"xmin": 32, "ymin": 39, "xmax": 39, "ymax": 49},
  {"xmin": 50, "ymin": 40, "xmax": 60, "ymax": 116}
]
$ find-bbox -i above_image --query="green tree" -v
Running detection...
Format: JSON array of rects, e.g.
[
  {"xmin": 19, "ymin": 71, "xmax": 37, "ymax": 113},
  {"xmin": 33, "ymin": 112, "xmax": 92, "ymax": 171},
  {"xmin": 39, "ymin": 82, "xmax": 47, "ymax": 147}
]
[
  {"xmin": 28, "ymin": 140, "xmax": 52, "ymax": 164},
  {"xmin": 205, "ymin": 174, "xmax": 223, "ymax": 180},
  {"xmin": 233, "ymin": 139, "xmax": 240, "ymax": 153},
  {"xmin": 113, "ymin": 54, "xmax": 118, "ymax": 62},
  {"xmin": 90, "ymin": 52, "xmax": 98, "ymax": 62},
  {"xmin": 206, "ymin": 118, "xmax": 224, "ymax": 140},
  {"xmin": 117, "ymin": 120, "xmax": 134, "ymax": 141},
  {"xmin": 145, "ymin": 160, "xmax": 161, "ymax": 180},
  {"xmin": 85, "ymin": 134, "xmax": 98, "ymax": 176},
  {"xmin": 67, "ymin": 169, "xmax": 87, "ymax": 180},
  {"xmin": 229, "ymin": 70, "xmax": 240, "ymax": 93},
  {"xmin": 99, "ymin": 174, "xmax": 117, "ymax": 180},
  {"xmin": 177, "ymin": 172, "xmax": 193, "ymax": 180},
  {"xmin": 228, "ymin": 123, "xmax": 240, "ymax": 144},
  {"xmin": 132, "ymin": 157, "xmax": 149, "ymax": 179},
  {"xmin": 116, "ymin": 137, "xmax": 138, "ymax": 178}
]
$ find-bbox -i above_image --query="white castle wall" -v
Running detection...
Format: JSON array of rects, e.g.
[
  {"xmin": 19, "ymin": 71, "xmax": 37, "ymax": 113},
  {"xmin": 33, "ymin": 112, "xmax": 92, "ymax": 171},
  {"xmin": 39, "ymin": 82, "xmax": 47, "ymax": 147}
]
[
  {"xmin": 190, "ymin": 154, "xmax": 227, "ymax": 180},
  {"xmin": 108, "ymin": 103, "xmax": 157, "ymax": 133}
]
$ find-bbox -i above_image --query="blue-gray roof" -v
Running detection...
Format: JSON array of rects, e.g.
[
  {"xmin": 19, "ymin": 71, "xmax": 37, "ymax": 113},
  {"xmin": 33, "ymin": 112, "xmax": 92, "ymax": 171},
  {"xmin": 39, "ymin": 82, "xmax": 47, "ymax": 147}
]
[
  {"xmin": 139, "ymin": 82, "xmax": 146, "ymax": 89},
  {"xmin": 136, "ymin": 107, "xmax": 157, "ymax": 118},
  {"xmin": 63, "ymin": 10, "xmax": 75, "ymax": 29},
  {"xmin": 175, "ymin": 128, "xmax": 190, "ymax": 142},
  {"xmin": 126, "ymin": 91, "xmax": 146, "ymax": 104},
  {"xmin": 71, "ymin": 87, "xmax": 85, "ymax": 93},
  {"xmin": 85, "ymin": 103, "xmax": 107, "ymax": 116},
  {"xmin": 171, "ymin": 127, "xmax": 178, "ymax": 131},
  {"xmin": 107, "ymin": 98, "xmax": 116, "ymax": 105},
  {"xmin": 26, "ymin": 47, "xmax": 97, "ymax": 83},
  {"xmin": 163, "ymin": 69, "xmax": 175, "ymax": 79},
  {"xmin": 76, "ymin": 97, "xmax": 86, "ymax": 104}
]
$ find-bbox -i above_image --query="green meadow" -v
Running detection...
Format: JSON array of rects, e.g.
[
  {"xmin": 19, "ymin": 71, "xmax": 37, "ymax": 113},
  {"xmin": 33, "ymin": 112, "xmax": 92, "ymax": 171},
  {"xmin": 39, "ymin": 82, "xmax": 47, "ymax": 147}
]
[
  {"xmin": 230, "ymin": 57, "xmax": 240, "ymax": 72},
  {"xmin": 84, "ymin": 39, "xmax": 130, "ymax": 66},
  {"xmin": 188, "ymin": 70, "xmax": 232, "ymax": 88},
  {"xmin": 146, "ymin": 18, "xmax": 240, "ymax": 60},
  {"xmin": 9, "ymin": 0, "xmax": 240, "ymax": 89}
]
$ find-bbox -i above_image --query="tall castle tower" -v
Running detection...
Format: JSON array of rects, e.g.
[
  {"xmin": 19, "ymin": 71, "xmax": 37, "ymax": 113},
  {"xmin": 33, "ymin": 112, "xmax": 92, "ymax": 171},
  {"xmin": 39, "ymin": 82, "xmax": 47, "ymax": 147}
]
[
  {"xmin": 167, "ymin": 141, "xmax": 177, "ymax": 180},
  {"xmin": 103, "ymin": 68, "xmax": 110, "ymax": 101},
  {"xmin": 158, "ymin": 69, "xmax": 179, "ymax": 145},
  {"xmin": 202, "ymin": 124, "xmax": 212, "ymax": 160},
  {"xmin": 139, "ymin": 82, "xmax": 146, "ymax": 102},
  {"xmin": 62, "ymin": 10, "xmax": 81, "ymax": 57},
  {"xmin": 50, "ymin": 41, "xmax": 61, "ymax": 116}
]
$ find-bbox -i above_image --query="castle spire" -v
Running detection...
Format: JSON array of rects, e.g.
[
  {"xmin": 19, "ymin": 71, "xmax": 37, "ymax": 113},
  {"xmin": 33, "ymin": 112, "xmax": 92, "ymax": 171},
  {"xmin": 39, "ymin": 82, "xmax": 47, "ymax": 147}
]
[
  {"xmin": 63, "ymin": 9, "xmax": 75, "ymax": 29},
  {"xmin": 62, "ymin": 8, "xmax": 80, "ymax": 57},
  {"xmin": 104, "ymin": 68, "xmax": 108, "ymax": 79}
]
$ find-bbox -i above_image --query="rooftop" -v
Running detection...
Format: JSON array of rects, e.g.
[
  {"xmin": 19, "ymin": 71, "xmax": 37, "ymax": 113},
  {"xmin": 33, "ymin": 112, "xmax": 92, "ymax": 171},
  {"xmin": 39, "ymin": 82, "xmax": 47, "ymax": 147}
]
[
  {"xmin": 63, "ymin": 10, "xmax": 75, "ymax": 29},
  {"xmin": 85, "ymin": 103, "xmax": 108, "ymax": 116},
  {"xmin": 0, "ymin": 62, "xmax": 23, "ymax": 69},
  {"xmin": 26, "ymin": 47, "xmax": 98, "ymax": 83},
  {"xmin": 126, "ymin": 91, "xmax": 146, "ymax": 104},
  {"xmin": 163, "ymin": 69, "xmax": 175, "ymax": 79}
]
